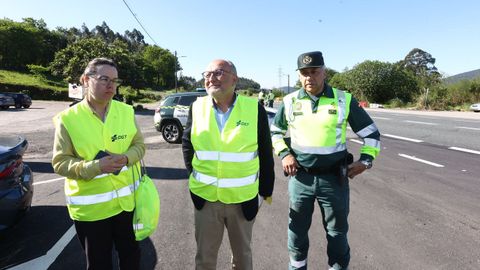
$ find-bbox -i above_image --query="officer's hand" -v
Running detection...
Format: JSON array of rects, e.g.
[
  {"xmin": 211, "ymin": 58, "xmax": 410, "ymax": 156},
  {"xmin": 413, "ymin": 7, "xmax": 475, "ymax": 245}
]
[
  {"xmin": 282, "ymin": 154, "xmax": 299, "ymax": 176},
  {"xmin": 99, "ymin": 155, "xmax": 126, "ymax": 174},
  {"xmin": 347, "ymin": 161, "xmax": 367, "ymax": 179},
  {"xmin": 258, "ymin": 195, "xmax": 264, "ymax": 208}
]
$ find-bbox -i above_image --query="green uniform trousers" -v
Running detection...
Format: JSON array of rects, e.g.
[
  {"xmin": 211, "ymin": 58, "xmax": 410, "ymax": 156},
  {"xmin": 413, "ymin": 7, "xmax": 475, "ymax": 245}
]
[{"xmin": 288, "ymin": 170, "xmax": 350, "ymax": 270}]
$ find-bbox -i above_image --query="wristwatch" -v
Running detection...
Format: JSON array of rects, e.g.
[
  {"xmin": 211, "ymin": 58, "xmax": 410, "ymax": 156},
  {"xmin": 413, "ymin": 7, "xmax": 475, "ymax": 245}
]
[{"xmin": 360, "ymin": 160, "xmax": 373, "ymax": 169}]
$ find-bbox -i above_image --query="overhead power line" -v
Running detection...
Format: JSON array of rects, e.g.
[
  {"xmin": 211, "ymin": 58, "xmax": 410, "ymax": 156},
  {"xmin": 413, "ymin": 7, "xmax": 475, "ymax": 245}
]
[{"xmin": 121, "ymin": 0, "xmax": 159, "ymax": 46}]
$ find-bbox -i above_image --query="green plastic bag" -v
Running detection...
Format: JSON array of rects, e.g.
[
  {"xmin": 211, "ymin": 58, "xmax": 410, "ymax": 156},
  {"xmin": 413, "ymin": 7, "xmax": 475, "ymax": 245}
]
[{"xmin": 132, "ymin": 163, "xmax": 160, "ymax": 241}]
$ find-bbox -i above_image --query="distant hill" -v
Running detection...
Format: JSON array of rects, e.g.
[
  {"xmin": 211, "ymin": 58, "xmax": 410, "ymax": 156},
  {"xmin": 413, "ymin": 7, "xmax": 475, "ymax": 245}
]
[
  {"xmin": 443, "ymin": 69, "xmax": 480, "ymax": 84},
  {"xmin": 275, "ymin": 86, "xmax": 300, "ymax": 93}
]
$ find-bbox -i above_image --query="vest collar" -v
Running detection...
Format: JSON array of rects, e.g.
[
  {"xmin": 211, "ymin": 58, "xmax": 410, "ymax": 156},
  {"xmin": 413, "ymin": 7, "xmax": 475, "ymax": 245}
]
[
  {"xmin": 81, "ymin": 98, "xmax": 112, "ymax": 120},
  {"xmin": 212, "ymin": 93, "xmax": 238, "ymax": 112}
]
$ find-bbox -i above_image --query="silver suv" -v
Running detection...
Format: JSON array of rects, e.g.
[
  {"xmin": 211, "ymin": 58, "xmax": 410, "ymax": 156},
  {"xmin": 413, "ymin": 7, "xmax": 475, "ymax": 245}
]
[{"xmin": 154, "ymin": 91, "xmax": 207, "ymax": 143}]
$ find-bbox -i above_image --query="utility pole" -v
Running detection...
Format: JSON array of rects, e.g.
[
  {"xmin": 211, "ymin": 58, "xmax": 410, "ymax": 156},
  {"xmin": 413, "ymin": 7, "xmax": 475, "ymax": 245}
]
[
  {"xmin": 174, "ymin": 50, "xmax": 186, "ymax": 93},
  {"xmin": 287, "ymin": 74, "xmax": 290, "ymax": 93}
]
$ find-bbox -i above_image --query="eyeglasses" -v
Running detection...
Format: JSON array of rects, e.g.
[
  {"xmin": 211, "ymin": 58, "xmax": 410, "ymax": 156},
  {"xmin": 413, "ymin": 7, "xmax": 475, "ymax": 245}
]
[
  {"xmin": 201, "ymin": 69, "xmax": 233, "ymax": 79},
  {"xmin": 90, "ymin": 75, "xmax": 122, "ymax": 86}
]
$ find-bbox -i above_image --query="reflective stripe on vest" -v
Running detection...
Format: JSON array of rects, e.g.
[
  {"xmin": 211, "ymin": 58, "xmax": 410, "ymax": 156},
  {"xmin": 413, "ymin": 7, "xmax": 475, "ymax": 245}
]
[
  {"xmin": 192, "ymin": 170, "xmax": 258, "ymax": 188},
  {"xmin": 67, "ymin": 178, "xmax": 140, "ymax": 205},
  {"xmin": 195, "ymin": 150, "xmax": 258, "ymax": 162}
]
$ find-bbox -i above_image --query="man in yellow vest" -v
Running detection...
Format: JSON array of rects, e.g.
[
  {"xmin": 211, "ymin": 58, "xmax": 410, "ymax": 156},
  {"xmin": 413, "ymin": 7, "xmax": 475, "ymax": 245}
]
[
  {"xmin": 271, "ymin": 51, "xmax": 381, "ymax": 270},
  {"xmin": 266, "ymin": 90, "xmax": 275, "ymax": 108},
  {"xmin": 182, "ymin": 59, "xmax": 275, "ymax": 270},
  {"xmin": 52, "ymin": 58, "xmax": 145, "ymax": 269}
]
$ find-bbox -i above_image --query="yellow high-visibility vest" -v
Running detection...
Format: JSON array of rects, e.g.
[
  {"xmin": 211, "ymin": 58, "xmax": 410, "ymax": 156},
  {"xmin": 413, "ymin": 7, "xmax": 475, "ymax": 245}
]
[
  {"xmin": 273, "ymin": 88, "xmax": 352, "ymax": 155},
  {"xmin": 58, "ymin": 100, "xmax": 139, "ymax": 221},
  {"xmin": 189, "ymin": 95, "xmax": 259, "ymax": 203}
]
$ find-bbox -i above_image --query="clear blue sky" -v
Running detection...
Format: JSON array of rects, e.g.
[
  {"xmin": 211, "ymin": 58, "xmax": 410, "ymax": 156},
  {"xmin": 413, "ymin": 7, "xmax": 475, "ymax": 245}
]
[{"xmin": 2, "ymin": 0, "xmax": 479, "ymax": 88}]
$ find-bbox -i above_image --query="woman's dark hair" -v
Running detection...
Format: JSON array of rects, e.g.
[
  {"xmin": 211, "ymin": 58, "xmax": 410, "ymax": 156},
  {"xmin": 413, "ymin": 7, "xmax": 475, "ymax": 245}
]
[{"xmin": 80, "ymin": 58, "xmax": 117, "ymax": 84}]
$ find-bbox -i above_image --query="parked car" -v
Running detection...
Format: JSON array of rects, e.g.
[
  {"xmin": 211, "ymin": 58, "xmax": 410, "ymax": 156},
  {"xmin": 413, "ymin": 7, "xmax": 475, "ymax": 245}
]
[
  {"xmin": 0, "ymin": 135, "xmax": 33, "ymax": 231},
  {"xmin": 154, "ymin": 91, "xmax": 207, "ymax": 143},
  {"xmin": 2, "ymin": 92, "xmax": 32, "ymax": 109},
  {"xmin": 470, "ymin": 103, "xmax": 480, "ymax": 112},
  {"xmin": 0, "ymin": 93, "xmax": 15, "ymax": 110}
]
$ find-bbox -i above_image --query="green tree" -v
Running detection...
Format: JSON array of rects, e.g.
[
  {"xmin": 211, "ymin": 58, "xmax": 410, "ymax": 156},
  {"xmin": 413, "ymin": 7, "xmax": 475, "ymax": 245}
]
[
  {"xmin": 49, "ymin": 38, "xmax": 140, "ymax": 85},
  {"xmin": 335, "ymin": 60, "xmax": 418, "ymax": 103},
  {"xmin": 50, "ymin": 38, "xmax": 110, "ymax": 82},
  {"xmin": 325, "ymin": 67, "xmax": 338, "ymax": 82},
  {"xmin": 400, "ymin": 48, "xmax": 442, "ymax": 107},
  {"xmin": 142, "ymin": 45, "xmax": 175, "ymax": 89},
  {"xmin": 235, "ymin": 77, "xmax": 260, "ymax": 90},
  {"xmin": 178, "ymin": 76, "xmax": 197, "ymax": 90},
  {"xmin": 0, "ymin": 18, "xmax": 66, "ymax": 70},
  {"xmin": 401, "ymin": 48, "xmax": 438, "ymax": 76}
]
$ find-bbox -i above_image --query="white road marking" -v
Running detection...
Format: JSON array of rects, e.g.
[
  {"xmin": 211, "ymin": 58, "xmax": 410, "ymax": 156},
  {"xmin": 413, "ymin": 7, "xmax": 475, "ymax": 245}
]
[
  {"xmin": 404, "ymin": 120, "xmax": 438, "ymax": 125},
  {"xmin": 349, "ymin": 139, "xmax": 363, "ymax": 144},
  {"xmin": 448, "ymin": 147, "xmax": 480, "ymax": 155},
  {"xmin": 9, "ymin": 225, "xmax": 76, "ymax": 270},
  {"xmin": 383, "ymin": 134, "xmax": 423, "ymax": 143},
  {"xmin": 33, "ymin": 177, "xmax": 64, "ymax": 186},
  {"xmin": 398, "ymin": 153, "xmax": 444, "ymax": 167},
  {"xmin": 371, "ymin": 116, "xmax": 391, "ymax": 120},
  {"xmin": 456, "ymin": 126, "xmax": 480, "ymax": 131}
]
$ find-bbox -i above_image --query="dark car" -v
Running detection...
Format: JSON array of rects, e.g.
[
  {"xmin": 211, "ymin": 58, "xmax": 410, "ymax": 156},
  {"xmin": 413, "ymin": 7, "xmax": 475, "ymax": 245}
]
[
  {"xmin": 0, "ymin": 136, "xmax": 33, "ymax": 231},
  {"xmin": 0, "ymin": 93, "xmax": 15, "ymax": 110},
  {"xmin": 154, "ymin": 91, "xmax": 207, "ymax": 143},
  {"xmin": 2, "ymin": 92, "xmax": 32, "ymax": 109}
]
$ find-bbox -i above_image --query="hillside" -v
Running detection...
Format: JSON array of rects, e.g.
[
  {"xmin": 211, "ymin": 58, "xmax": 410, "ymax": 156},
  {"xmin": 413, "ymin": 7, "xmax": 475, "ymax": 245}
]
[{"xmin": 443, "ymin": 69, "xmax": 480, "ymax": 84}]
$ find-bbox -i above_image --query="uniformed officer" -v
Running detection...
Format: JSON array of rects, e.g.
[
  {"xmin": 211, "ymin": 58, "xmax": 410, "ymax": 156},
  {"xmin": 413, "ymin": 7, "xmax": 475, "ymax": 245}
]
[
  {"xmin": 270, "ymin": 51, "xmax": 381, "ymax": 270},
  {"xmin": 183, "ymin": 59, "xmax": 275, "ymax": 270}
]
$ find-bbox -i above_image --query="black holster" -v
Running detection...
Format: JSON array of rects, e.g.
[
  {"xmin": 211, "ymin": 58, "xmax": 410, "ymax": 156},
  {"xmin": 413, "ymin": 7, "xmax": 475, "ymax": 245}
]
[{"xmin": 337, "ymin": 152, "xmax": 354, "ymax": 186}]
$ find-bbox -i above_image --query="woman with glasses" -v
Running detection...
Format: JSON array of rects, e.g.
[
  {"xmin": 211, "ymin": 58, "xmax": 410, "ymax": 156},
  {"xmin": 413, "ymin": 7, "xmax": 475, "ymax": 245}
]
[{"xmin": 52, "ymin": 57, "xmax": 145, "ymax": 269}]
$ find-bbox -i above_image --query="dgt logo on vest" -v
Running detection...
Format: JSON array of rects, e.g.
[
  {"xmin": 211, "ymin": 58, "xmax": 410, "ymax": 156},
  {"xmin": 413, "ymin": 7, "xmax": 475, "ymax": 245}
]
[
  {"xmin": 236, "ymin": 120, "xmax": 249, "ymax": 127},
  {"xmin": 111, "ymin": 134, "xmax": 127, "ymax": 142}
]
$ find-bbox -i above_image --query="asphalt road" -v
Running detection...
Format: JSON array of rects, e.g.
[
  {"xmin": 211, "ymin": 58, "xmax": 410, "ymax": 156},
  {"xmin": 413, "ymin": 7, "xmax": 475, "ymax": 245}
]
[{"xmin": 0, "ymin": 101, "xmax": 479, "ymax": 270}]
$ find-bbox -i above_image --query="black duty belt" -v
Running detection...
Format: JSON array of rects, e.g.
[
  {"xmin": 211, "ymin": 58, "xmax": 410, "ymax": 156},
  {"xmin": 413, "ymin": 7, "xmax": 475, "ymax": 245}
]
[{"xmin": 300, "ymin": 165, "xmax": 338, "ymax": 175}]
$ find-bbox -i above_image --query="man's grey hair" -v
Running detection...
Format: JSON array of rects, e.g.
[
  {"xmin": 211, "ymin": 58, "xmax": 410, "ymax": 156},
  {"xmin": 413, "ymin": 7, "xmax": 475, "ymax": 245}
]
[{"xmin": 225, "ymin": 60, "xmax": 237, "ymax": 76}]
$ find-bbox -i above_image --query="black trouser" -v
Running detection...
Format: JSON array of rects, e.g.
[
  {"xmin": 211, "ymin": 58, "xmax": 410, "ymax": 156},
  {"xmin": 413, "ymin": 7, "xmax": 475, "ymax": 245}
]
[{"xmin": 74, "ymin": 211, "xmax": 140, "ymax": 270}]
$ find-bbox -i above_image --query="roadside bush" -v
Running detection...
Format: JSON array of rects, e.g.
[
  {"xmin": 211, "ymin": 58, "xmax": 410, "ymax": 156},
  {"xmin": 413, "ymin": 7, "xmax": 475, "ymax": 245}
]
[
  {"xmin": 386, "ymin": 98, "xmax": 406, "ymax": 108},
  {"xmin": 27, "ymin": 64, "xmax": 50, "ymax": 79},
  {"xmin": 120, "ymin": 86, "xmax": 138, "ymax": 105}
]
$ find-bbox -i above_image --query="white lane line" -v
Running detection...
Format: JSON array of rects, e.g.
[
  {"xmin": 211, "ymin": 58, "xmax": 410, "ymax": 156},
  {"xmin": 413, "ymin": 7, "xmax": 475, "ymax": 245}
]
[
  {"xmin": 449, "ymin": 147, "xmax": 480, "ymax": 155},
  {"xmin": 383, "ymin": 134, "xmax": 423, "ymax": 143},
  {"xmin": 404, "ymin": 120, "xmax": 438, "ymax": 126},
  {"xmin": 371, "ymin": 116, "xmax": 391, "ymax": 120},
  {"xmin": 350, "ymin": 139, "xmax": 363, "ymax": 144},
  {"xmin": 456, "ymin": 126, "xmax": 480, "ymax": 131},
  {"xmin": 398, "ymin": 153, "xmax": 444, "ymax": 167},
  {"xmin": 9, "ymin": 225, "xmax": 76, "ymax": 270},
  {"xmin": 33, "ymin": 177, "xmax": 65, "ymax": 186}
]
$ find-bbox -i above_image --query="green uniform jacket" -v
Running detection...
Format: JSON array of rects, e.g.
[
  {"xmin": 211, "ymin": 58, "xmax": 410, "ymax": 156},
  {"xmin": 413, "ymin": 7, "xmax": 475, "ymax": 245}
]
[{"xmin": 271, "ymin": 84, "xmax": 380, "ymax": 168}]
